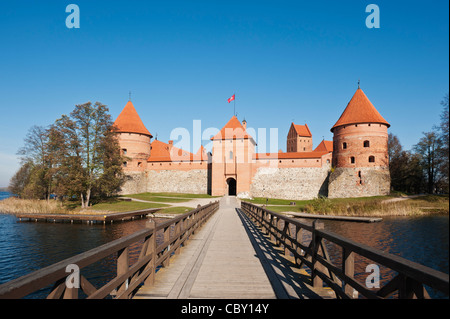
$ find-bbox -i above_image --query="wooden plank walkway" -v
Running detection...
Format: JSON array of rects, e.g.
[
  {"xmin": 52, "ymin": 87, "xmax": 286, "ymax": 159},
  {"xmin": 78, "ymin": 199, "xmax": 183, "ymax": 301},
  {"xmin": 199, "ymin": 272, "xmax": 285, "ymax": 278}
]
[{"xmin": 134, "ymin": 196, "xmax": 335, "ymax": 299}]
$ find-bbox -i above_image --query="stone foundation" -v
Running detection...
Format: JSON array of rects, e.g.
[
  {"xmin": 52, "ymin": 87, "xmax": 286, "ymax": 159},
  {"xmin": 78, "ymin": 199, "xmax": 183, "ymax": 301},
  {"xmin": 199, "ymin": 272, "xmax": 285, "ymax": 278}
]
[
  {"xmin": 146, "ymin": 169, "xmax": 208, "ymax": 194},
  {"xmin": 328, "ymin": 167, "xmax": 390, "ymax": 198},
  {"xmin": 250, "ymin": 166, "xmax": 331, "ymax": 200},
  {"xmin": 120, "ymin": 172, "xmax": 148, "ymax": 195}
]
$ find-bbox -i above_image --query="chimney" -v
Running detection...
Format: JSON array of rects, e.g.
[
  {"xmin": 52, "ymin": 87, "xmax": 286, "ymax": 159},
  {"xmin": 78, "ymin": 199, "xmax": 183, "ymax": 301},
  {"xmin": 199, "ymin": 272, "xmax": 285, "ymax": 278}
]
[
  {"xmin": 168, "ymin": 140, "xmax": 173, "ymax": 151},
  {"xmin": 242, "ymin": 119, "xmax": 247, "ymax": 130}
]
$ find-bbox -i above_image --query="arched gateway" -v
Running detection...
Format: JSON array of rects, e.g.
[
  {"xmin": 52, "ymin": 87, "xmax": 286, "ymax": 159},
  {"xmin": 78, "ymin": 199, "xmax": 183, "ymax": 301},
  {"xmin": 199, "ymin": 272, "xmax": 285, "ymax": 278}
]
[{"xmin": 226, "ymin": 178, "xmax": 237, "ymax": 196}]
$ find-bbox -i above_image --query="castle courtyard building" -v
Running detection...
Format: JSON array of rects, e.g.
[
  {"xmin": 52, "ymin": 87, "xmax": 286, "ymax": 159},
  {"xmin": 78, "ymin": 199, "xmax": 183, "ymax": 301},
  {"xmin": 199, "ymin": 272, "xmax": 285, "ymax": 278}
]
[{"xmin": 114, "ymin": 87, "xmax": 391, "ymax": 199}]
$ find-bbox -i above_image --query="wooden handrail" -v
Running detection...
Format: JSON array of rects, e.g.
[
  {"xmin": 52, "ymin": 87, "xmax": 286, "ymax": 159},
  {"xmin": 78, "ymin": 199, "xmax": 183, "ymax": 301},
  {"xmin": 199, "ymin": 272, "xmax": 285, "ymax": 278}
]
[
  {"xmin": 0, "ymin": 201, "xmax": 219, "ymax": 299},
  {"xmin": 241, "ymin": 201, "xmax": 449, "ymax": 299}
]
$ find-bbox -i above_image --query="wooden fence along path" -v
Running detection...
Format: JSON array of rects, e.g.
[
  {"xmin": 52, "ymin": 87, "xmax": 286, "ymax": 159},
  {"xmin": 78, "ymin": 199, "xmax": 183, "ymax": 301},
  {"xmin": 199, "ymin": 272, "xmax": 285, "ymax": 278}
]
[
  {"xmin": 241, "ymin": 201, "xmax": 449, "ymax": 299},
  {"xmin": 0, "ymin": 197, "xmax": 448, "ymax": 299},
  {"xmin": 0, "ymin": 201, "xmax": 219, "ymax": 299}
]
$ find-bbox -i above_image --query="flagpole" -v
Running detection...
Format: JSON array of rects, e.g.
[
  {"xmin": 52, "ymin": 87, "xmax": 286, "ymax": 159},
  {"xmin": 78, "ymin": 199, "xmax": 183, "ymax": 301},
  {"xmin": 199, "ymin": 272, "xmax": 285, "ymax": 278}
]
[{"xmin": 234, "ymin": 93, "xmax": 236, "ymax": 116}]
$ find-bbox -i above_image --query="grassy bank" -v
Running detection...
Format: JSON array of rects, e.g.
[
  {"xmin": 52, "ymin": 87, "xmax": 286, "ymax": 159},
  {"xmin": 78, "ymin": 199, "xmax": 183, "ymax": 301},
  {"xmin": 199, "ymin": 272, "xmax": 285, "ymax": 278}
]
[
  {"xmin": 241, "ymin": 195, "xmax": 449, "ymax": 217},
  {"xmin": 0, "ymin": 192, "xmax": 210, "ymax": 216},
  {"xmin": 0, "ymin": 197, "xmax": 170, "ymax": 215},
  {"xmin": 124, "ymin": 192, "xmax": 218, "ymax": 201}
]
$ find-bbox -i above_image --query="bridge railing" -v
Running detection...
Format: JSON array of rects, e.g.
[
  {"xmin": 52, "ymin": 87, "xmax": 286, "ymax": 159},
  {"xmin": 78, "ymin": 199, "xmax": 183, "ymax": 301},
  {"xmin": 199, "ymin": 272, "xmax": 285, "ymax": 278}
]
[
  {"xmin": 241, "ymin": 201, "xmax": 449, "ymax": 299},
  {"xmin": 0, "ymin": 201, "xmax": 220, "ymax": 299}
]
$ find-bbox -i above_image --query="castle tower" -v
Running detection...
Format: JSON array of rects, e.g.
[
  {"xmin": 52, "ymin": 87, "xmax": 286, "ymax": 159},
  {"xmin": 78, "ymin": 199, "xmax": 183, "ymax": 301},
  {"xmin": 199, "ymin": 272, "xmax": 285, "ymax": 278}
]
[
  {"xmin": 328, "ymin": 87, "xmax": 391, "ymax": 198},
  {"xmin": 210, "ymin": 116, "xmax": 256, "ymax": 197},
  {"xmin": 114, "ymin": 100, "xmax": 152, "ymax": 172},
  {"xmin": 287, "ymin": 123, "xmax": 312, "ymax": 152}
]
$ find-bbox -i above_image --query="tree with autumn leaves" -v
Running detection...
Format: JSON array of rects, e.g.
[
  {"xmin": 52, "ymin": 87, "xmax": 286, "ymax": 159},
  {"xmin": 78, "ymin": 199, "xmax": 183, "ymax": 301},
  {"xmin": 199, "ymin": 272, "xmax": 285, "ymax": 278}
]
[
  {"xmin": 10, "ymin": 102, "xmax": 125, "ymax": 208},
  {"xmin": 388, "ymin": 94, "xmax": 449, "ymax": 194}
]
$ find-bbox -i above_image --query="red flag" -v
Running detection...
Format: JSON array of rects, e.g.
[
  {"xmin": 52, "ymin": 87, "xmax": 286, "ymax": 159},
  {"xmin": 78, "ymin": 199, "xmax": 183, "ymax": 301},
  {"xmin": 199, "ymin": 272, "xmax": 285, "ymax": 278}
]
[{"xmin": 227, "ymin": 94, "xmax": 235, "ymax": 103}]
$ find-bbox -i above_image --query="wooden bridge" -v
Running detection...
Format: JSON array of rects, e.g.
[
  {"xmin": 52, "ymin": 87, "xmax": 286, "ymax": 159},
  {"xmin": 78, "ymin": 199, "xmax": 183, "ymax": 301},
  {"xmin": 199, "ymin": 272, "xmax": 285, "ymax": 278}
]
[{"xmin": 0, "ymin": 197, "xmax": 448, "ymax": 299}]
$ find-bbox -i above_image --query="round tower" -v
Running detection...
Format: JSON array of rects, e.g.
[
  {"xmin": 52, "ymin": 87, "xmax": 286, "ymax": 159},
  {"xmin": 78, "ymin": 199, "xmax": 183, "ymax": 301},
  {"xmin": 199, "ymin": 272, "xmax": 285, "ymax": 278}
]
[
  {"xmin": 114, "ymin": 100, "xmax": 152, "ymax": 172},
  {"xmin": 328, "ymin": 87, "xmax": 391, "ymax": 198}
]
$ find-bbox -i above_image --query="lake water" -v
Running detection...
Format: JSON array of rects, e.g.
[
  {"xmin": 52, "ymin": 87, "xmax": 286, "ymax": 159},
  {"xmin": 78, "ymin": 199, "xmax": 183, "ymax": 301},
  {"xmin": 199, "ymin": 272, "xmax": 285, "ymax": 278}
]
[{"xmin": 0, "ymin": 191, "xmax": 448, "ymax": 298}]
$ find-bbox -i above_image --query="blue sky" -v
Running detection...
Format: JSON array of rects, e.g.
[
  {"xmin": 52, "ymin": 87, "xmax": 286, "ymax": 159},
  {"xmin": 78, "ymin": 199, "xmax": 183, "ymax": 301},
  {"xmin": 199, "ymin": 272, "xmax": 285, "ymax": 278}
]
[{"xmin": 0, "ymin": 0, "xmax": 448, "ymax": 187}]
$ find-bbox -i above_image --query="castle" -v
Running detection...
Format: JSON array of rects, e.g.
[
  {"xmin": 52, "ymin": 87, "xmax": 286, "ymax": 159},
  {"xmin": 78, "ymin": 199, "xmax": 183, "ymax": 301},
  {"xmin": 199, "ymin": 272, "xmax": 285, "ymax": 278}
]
[{"xmin": 114, "ymin": 87, "xmax": 391, "ymax": 199}]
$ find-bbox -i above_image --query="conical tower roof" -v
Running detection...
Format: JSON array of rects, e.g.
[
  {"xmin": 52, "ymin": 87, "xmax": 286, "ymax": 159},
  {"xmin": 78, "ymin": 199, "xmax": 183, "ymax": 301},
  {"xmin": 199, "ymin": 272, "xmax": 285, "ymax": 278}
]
[
  {"xmin": 114, "ymin": 101, "xmax": 152, "ymax": 137},
  {"xmin": 331, "ymin": 88, "xmax": 390, "ymax": 132}
]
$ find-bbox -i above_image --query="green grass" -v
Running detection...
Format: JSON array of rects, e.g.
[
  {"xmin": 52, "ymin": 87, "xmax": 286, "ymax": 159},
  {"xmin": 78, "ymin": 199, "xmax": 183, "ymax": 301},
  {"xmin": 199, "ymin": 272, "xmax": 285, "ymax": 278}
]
[
  {"xmin": 242, "ymin": 194, "xmax": 449, "ymax": 216},
  {"xmin": 124, "ymin": 192, "xmax": 218, "ymax": 203},
  {"xmin": 242, "ymin": 195, "xmax": 392, "ymax": 210},
  {"xmin": 87, "ymin": 200, "xmax": 169, "ymax": 213},
  {"xmin": 155, "ymin": 206, "xmax": 193, "ymax": 215},
  {"xmin": 125, "ymin": 192, "xmax": 219, "ymax": 199},
  {"xmin": 124, "ymin": 194, "xmax": 188, "ymax": 203}
]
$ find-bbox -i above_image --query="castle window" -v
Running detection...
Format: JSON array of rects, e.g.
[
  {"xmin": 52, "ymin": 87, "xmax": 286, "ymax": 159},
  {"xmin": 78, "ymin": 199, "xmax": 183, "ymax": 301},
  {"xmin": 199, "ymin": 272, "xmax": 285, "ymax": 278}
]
[
  {"xmin": 229, "ymin": 151, "xmax": 233, "ymax": 160},
  {"xmin": 369, "ymin": 156, "xmax": 375, "ymax": 163},
  {"xmin": 122, "ymin": 149, "xmax": 127, "ymax": 155},
  {"xmin": 137, "ymin": 162, "xmax": 142, "ymax": 167},
  {"xmin": 123, "ymin": 162, "xmax": 127, "ymax": 167},
  {"xmin": 343, "ymin": 142, "xmax": 347, "ymax": 149},
  {"xmin": 350, "ymin": 157, "xmax": 355, "ymax": 164},
  {"xmin": 364, "ymin": 140, "xmax": 370, "ymax": 148}
]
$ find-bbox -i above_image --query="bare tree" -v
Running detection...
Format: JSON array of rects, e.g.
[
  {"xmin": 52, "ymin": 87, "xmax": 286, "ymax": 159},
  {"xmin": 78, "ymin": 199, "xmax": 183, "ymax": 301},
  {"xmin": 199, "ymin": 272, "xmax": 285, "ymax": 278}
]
[{"xmin": 413, "ymin": 131, "xmax": 444, "ymax": 194}]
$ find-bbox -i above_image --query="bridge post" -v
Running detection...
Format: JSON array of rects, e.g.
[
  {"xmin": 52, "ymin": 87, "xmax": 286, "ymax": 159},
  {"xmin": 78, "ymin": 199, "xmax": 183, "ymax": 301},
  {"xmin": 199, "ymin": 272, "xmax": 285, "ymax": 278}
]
[
  {"xmin": 144, "ymin": 231, "xmax": 157, "ymax": 286},
  {"xmin": 174, "ymin": 220, "xmax": 181, "ymax": 255},
  {"xmin": 343, "ymin": 248, "xmax": 355, "ymax": 297},
  {"xmin": 117, "ymin": 247, "xmax": 130, "ymax": 296},
  {"xmin": 162, "ymin": 226, "xmax": 171, "ymax": 267},
  {"xmin": 311, "ymin": 220, "xmax": 323, "ymax": 288},
  {"xmin": 295, "ymin": 225, "xmax": 303, "ymax": 266}
]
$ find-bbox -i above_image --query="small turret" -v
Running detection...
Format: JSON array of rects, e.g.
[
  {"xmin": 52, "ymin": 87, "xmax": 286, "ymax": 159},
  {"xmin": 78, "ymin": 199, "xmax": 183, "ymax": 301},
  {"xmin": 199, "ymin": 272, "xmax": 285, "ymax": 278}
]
[{"xmin": 114, "ymin": 100, "xmax": 152, "ymax": 171}]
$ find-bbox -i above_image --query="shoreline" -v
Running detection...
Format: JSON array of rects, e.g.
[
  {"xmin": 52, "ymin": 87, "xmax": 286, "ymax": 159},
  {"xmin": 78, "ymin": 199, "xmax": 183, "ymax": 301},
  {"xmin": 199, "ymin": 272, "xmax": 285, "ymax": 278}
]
[{"xmin": 1, "ymin": 194, "xmax": 448, "ymax": 218}]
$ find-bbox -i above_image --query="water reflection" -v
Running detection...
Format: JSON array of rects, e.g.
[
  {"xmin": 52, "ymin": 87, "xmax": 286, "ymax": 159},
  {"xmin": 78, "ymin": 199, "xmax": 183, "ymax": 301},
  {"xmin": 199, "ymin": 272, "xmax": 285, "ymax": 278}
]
[
  {"xmin": 0, "ymin": 214, "xmax": 167, "ymax": 298},
  {"xmin": 294, "ymin": 215, "xmax": 449, "ymax": 299},
  {"xmin": 0, "ymin": 211, "xmax": 448, "ymax": 299}
]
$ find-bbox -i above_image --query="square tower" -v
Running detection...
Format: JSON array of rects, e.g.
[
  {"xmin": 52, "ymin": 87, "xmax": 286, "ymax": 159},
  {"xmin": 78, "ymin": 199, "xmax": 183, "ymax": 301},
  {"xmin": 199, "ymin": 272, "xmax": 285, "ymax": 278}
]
[
  {"xmin": 210, "ymin": 116, "xmax": 256, "ymax": 196},
  {"xmin": 287, "ymin": 123, "xmax": 313, "ymax": 152}
]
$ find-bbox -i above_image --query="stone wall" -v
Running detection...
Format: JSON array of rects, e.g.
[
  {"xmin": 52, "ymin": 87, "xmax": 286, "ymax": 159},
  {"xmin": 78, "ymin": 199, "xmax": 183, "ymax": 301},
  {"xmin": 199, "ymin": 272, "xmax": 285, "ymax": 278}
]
[
  {"xmin": 249, "ymin": 166, "xmax": 331, "ymax": 200},
  {"xmin": 328, "ymin": 167, "xmax": 390, "ymax": 198},
  {"xmin": 120, "ymin": 172, "xmax": 148, "ymax": 195},
  {"xmin": 146, "ymin": 169, "xmax": 209, "ymax": 194}
]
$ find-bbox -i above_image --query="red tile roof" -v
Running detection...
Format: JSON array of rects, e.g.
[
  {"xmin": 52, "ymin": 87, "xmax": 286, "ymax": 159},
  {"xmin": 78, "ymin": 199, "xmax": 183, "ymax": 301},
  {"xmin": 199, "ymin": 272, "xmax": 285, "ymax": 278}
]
[
  {"xmin": 331, "ymin": 88, "xmax": 390, "ymax": 131},
  {"xmin": 211, "ymin": 116, "xmax": 255, "ymax": 142},
  {"xmin": 147, "ymin": 140, "xmax": 207, "ymax": 162},
  {"xmin": 254, "ymin": 151, "xmax": 329, "ymax": 160},
  {"xmin": 114, "ymin": 101, "xmax": 152, "ymax": 137},
  {"xmin": 314, "ymin": 140, "xmax": 333, "ymax": 152},
  {"xmin": 292, "ymin": 123, "xmax": 312, "ymax": 137}
]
